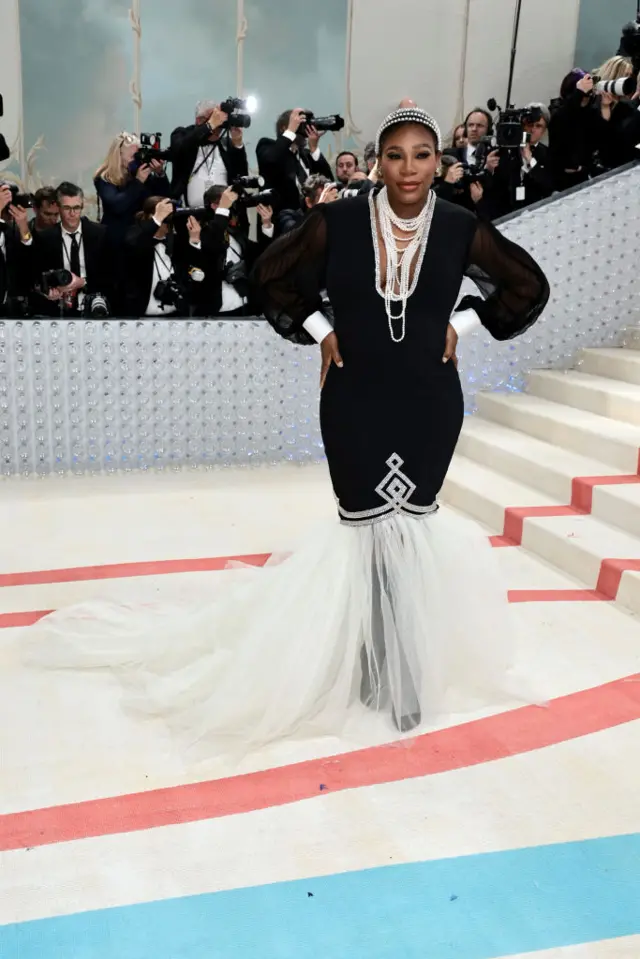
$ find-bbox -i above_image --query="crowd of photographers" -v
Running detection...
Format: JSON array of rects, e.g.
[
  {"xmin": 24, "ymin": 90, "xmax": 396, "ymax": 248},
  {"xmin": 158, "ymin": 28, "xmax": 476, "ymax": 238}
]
[{"xmin": 2, "ymin": 23, "xmax": 640, "ymax": 320}]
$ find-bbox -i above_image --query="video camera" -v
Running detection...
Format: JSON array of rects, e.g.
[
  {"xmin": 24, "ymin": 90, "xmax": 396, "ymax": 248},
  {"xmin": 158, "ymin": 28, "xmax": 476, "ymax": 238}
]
[
  {"xmin": 134, "ymin": 132, "xmax": 172, "ymax": 167},
  {"xmin": 487, "ymin": 99, "xmax": 542, "ymax": 150},
  {"xmin": 231, "ymin": 175, "xmax": 276, "ymax": 210},
  {"xmin": 220, "ymin": 97, "xmax": 252, "ymax": 130},
  {"xmin": 0, "ymin": 180, "xmax": 34, "ymax": 209},
  {"xmin": 298, "ymin": 112, "xmax": 345, "ymax": 136}
]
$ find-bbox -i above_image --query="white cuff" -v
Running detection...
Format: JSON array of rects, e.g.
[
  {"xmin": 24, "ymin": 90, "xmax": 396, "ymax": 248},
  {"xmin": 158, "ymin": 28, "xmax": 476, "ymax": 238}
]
[
  {"xmin": 303, "ymin": 310, "xmax": 334, "ymax": 343},
  {"xmin": 451, "ymin": 308, "xmax": 481, "ymax": 338},
  {"xmin": 311, "ymin": 148, "xmax": 321, "ymax": 162},
  {"xmin": 189, "ymin": 240, "xmax": 202, "ymax": 249},
  {"xmin": 261, "ymin": 223, "xmax": 274, "ymax": 238},
  {"xmin": 152, "ymin": 215, "xmax": 161, "ymax": 227},
  {"xmin": 216, "ymin": 207, "xmax": 230, "ymax": 218},
  {"xmin": 283, "ymin": 130, "xmax": 296, "ymax": 142},
  {"xmin": 21, "ymin": 237, "xmax": 33, "ymax": 246}
]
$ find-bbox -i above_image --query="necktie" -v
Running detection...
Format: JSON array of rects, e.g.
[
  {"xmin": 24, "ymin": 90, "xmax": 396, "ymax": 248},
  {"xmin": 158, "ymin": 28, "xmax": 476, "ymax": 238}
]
[{"xmin": 69, "ymin": 232, "xmax": 81, "ymax": 277}]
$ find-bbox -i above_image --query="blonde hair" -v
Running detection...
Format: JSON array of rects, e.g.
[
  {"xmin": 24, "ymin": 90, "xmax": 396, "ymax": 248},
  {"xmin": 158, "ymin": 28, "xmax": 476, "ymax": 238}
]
[
  {"xmin": 594, "ymin": 56, "xmax": 633, "ymax": 82},
  {"xmin": 95, "ymin": 132, "xmax": 140, "ymax": 186}
]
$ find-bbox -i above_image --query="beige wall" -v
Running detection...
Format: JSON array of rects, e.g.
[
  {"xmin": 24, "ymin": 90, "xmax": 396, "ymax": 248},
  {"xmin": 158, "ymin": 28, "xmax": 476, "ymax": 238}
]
[
  {"xmin": 0, "ymin": 0, "xmax": 24, "ymax": 175},
  {"xmin": 347, "ymin": 0, "xmax": 581, "ymax": 143}
]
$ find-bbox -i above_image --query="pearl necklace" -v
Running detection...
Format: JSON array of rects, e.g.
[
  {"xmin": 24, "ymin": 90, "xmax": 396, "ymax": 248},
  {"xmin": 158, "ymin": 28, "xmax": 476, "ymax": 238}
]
[{"xmin": 369, "ymin": 186, "xmax": 436, "ymax": 343}]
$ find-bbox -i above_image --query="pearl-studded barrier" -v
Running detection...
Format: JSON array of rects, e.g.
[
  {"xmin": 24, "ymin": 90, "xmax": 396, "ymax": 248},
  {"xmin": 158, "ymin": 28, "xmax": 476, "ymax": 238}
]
[{"xmin": 0, "ymin": 165, "xmax": 638, "ymax": 477}]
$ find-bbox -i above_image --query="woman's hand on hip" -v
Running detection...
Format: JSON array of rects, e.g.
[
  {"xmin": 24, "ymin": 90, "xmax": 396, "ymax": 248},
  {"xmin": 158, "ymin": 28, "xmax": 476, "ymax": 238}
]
[
  {"xmin": 442, "ymin": 323, "xmax": 458, "ymax": 368},
  {"xmin": 320, "ymin": 332, "xmax": 343, "ymax": 388}
]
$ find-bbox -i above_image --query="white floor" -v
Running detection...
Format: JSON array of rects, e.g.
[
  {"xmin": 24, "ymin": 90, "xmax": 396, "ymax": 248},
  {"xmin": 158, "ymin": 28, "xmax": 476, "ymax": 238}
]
[{"xmin": 1, "ymin": 462, "xmax": 639, "ymax": 957}]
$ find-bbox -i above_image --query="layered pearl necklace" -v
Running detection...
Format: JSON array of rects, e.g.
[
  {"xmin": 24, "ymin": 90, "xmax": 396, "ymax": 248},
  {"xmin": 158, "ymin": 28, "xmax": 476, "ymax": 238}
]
[{"xmin": 369, "ymin": 186, "xmax": 436, "ymax": 343}]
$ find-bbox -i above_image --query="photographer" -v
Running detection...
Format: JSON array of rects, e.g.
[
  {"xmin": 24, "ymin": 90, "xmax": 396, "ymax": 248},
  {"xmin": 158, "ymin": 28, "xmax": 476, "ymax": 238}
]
[
  {"xmin": 170, "ymin": 100, "xmax": 249, "ymax": 206},
  {"xmin": 32, "ymin": 182, "xmax": 112, "ymax": 317},
  {"xmin": 29, "ymin": 187, "xmax": 60, "ymax": 233},
  {"xmin": 276, "ymin": 175, "xmax": 338, "ymax": 235},
  {"xmin": 489, "ymin": 104, "xmax": 555, "ymax": 214},
  {"xmin": 548, "ymin": 71, "xmax": 602, "ymax": 192},
  {"xmin": 591, "ymin": 56, "xmax": 640, "ymax": 172},
  {"xmin": 121, "ymin": 196, "xmax": 204, "ymax": 317},
  {"xmin": 436, "ymin": 108, "xmax": 501, "ymax": 217},
  {"xmin": 94, "ymin": 132, "xmax": 171, "ymax": 245},
  {"xmin": 0, "ymin": 183, "xmax": 33, "ymax": 314},
  {"xmin": 194, "ymin": 184, "xmax": 274, "ymax": 317},
  {"xmin": 256, "ymin": 108, "xmax": 333, "ymax": 212}
]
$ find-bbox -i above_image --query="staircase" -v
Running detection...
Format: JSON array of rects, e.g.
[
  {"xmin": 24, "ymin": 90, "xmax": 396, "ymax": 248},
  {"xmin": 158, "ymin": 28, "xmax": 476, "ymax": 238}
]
[{"xmin": 444, "ymin": 335, "xmax": 640, "ymax": 613}]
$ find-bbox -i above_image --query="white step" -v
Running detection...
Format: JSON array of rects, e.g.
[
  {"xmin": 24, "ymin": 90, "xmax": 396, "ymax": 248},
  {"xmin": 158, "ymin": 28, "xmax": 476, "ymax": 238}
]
[
  {"xmin": 444, "ymin": 456, "xmax": 640, "ymax": 614},
  {"xmin": 458, "ymin": 417, "xmax": 640, "ymax": 537},
  {"xmin": 578, "ymin": 348, "xmax": 640, "ymax": 385},
  {"xmin": 527, "ymin": 370, "xmax": 640, "ymax": 426},
  {"xmin": 620, "ymin": 326, "xmax": 640, "ymax": 350},
  {"xmin": 476, "ymin": 392, "xmax": 640, "ymax": 473}
]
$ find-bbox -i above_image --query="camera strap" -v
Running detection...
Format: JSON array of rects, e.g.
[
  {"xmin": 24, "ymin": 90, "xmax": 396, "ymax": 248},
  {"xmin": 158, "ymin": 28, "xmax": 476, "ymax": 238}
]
[
  {"xmin": 192, "ymin": 143, "xmax": 219, "ymax": 179},
  {"xmin": 153, "ymin": 243, "xmax": 173, "ymax": 278}
]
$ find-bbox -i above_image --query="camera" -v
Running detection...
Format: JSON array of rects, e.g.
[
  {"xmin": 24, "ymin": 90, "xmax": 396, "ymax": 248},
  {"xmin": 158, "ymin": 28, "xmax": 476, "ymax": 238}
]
[
  {"xmin": 593, "ymin": 75, "xmax": 636, "ymax": 98},
  {"xmin": 41, "ymin": 268, "xmax": 72, "ymax": 294},
  {"xmin": 154, "ymin": 276, "xmax": 187, "ymax": 313},
  {"xmin": 220, "ymin": 97, "xmax": 252, "ymax": 130},
  {"xmin": 488, "ymin": 101, "xmax": 542, "ymax": 150},
  {"xmin": 83, "ymin": 293, "xmax": 110, "ymax": 318},
  {"xmin": 134, "ymin": 132, "xmax": 172, "ymax": 167},
  {"xmin": 236, "ymin": 188, "xmax": 275, "ymax": 210},
  {"xmin": 0, "ymin": 180, "xmax": 34, "ymax": 209},
  {"xmin": 170, "ymin": 204, "xmax": 214, "ymax": 226},
  {"xmin": 231, "ymin": 176, "xmax": 275, "ymax": 209},
  {"xmin": 298, "ymin": 112, "xmax": 345, "ymax": 136}
]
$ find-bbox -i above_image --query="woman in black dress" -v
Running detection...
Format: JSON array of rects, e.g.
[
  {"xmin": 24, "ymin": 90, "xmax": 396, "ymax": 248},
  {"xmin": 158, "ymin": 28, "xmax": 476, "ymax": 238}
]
[{"xmin": 26, "ymin": 108, "xmax": 549, "ymax": 751}]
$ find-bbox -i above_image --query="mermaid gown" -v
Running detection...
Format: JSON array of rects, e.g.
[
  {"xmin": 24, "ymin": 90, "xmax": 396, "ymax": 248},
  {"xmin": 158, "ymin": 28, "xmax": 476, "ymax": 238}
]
[{"xmin": 24, "ymin": 194, "xmax": 549, "ymax": 751}]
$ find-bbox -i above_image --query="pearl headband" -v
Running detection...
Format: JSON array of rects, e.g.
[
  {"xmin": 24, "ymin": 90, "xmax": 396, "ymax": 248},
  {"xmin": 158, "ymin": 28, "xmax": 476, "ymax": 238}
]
[{"xmin": 375, "ymin": 108, "xmax": 442, "ymax": 154}]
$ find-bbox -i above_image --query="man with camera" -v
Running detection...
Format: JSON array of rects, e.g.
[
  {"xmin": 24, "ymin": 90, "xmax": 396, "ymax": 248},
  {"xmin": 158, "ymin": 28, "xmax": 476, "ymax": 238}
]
[
  {"xmin": 32, "ymin": 182, "xmax": 112, "ymax": 317},
  {"xmin": 256, "ymin": 108, "xmax": 333, "ymax": 212},
  {"xmin": 335, "ymin": 151, "xmax": 359, "ymax": 188},
  {"xmin": 29, "ymin": 187, "xmax": 60, "ymax": 234},
  {"xmin": 194, "ymin": 183, "xmax": 274, "ymax": 317},
  {"xmin": 170, "ymin": 100, "xmax": 250, "ymax": 207},
  {"xmin": 122, "ymin": 196, "xmax": 205, "ymax": 317},
  {"xmin": 276, "ymin": 175, "xmax": 339, "ymax": 235},
  {"xmin": 0, "ymin": 182, "xmax": 34, "ymax": 315},
  {"xmin": 436, "ymin": 109, "xmax": 501, "ymax": 217}
]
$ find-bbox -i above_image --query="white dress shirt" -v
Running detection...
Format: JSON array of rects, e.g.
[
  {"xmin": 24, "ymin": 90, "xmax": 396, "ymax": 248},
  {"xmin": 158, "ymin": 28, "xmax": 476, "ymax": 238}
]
[
  {"xmin": 215, "ymin": 207, "xmax": 273, "ymax": 313},
  {"xmin": 282, "ymin": 130, "xmax": 321, "ymax": 188},
  {"xmin": 0, "ymin": 220, "xmax": 6, "ymax": 305},
  {"xmin": 145, "ymin": 238, "xmax": 175, "ymax": 316},
  {"xmin": 61, "ymin": 222, "xmax": 87, "ymax": 309},
  {"xmin": 187, "ymin": 144, "xmax": 229, "ymax": 206}
]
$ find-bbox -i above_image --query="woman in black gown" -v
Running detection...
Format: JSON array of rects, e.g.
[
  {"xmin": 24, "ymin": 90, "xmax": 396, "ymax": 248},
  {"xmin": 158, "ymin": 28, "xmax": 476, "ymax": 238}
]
[{"xmin": 26, "ymin": 108, "xmax": 549, "ymax": 751}]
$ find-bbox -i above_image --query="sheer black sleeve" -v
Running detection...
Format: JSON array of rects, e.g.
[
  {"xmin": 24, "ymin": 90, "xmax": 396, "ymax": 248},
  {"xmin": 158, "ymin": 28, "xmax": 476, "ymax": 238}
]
[
  {"xmin": 250, "ymin": 207, "xmax": 328, "ymax": 345},
  {"xmin": 457, "ymin": 217, "xmax": 550, "ymax": 341}
]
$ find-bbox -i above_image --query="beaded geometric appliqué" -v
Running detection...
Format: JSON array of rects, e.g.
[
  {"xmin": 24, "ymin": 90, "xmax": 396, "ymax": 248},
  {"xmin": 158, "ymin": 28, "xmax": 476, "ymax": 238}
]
[{"xmin": 337, "ymin": 453, "xmax": 438, "ymax": 526}]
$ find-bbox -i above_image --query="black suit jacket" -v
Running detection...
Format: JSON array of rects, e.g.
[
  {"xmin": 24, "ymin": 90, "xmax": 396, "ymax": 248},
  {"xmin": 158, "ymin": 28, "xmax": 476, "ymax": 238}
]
[
  {"xmin": 169, "ymin": 125, "xmax": 249, "ymax": 202},
  {"xmin": 256, "ymin": 134, "xmax": 333, "ymax": 212},
  {"xmin": 194, "ymin": 212, "xmax": 272, "ymax": 316},
  {"xmin": 121, "ymin": 219, "xmax": 205, "ymax": 317},
  {"xmin": 0, "ymin": 219, "xmax": 33, "ymax": 312},
  {"xmin": 32, "ymin": 218, "xmax": 111, "ymax": 315}
]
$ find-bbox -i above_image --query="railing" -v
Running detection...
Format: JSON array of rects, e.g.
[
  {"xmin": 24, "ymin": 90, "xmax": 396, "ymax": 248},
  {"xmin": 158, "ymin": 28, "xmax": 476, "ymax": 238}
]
[{"xmin": 1, "ymin": 163, "xmax": 638, "ymax": 476}]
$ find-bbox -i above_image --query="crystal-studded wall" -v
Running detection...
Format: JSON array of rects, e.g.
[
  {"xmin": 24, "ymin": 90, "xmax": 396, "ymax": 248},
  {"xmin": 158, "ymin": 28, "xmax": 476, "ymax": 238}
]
[
  {"xmin": 458, "ymin": 164, "xmax": 640, "ymax": 401},
  {"xmin": 0, "ymin": 166, "xmax": 638, "ymax": 476}
]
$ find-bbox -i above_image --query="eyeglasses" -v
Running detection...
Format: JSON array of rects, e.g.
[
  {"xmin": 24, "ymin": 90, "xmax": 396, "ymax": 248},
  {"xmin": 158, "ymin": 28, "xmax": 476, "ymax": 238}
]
[{"xmin": 61, "ymin": 205, "xmax": 83, "ymax": 213}]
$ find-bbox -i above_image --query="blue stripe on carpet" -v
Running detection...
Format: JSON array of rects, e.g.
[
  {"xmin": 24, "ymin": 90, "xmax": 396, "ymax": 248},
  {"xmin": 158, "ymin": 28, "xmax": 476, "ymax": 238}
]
[{"xmin": 1, "ymin": 833, "xmax": 639, "ymax": 958}]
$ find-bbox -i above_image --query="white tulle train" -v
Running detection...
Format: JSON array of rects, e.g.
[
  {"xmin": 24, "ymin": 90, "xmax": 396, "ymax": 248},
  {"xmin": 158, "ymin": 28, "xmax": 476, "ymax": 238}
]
[{"xmin": 23, "ymin": 508, "xmax": 533, "ymax": 754}]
